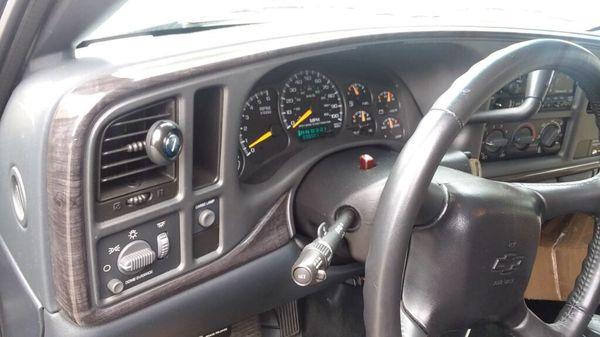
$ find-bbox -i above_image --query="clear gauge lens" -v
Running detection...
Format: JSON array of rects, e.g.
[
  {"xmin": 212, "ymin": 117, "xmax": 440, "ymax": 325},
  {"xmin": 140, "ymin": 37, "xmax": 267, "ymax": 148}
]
[
  {"xmin": 346, "ymin": 83, "xmax": 371, "ymax": 109},
  {"xmin": 376, "ymin": 90, "xmax": 400, "ymax": 115},
  {"xmin": 280, "ymin": 70, "xmax": 344, "ymax": 141},
  {"xmin": 380, "ymin": 117, "xmax": 404, "ymax": 139},
  {"xmin": 351, "ymin": 110, "xmax": 375, "ymax": 136},
  {"xmin": 239, "ymin": 89, "xmax": 287, "ymax": 163}
]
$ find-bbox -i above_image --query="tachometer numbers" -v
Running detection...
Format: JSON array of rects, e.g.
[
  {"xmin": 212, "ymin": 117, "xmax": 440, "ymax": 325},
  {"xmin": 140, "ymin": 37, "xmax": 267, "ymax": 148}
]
[
  {"xmin": 280, "ymin": 70, "xmax": 344, "ymax": 141},
  {"xmin": 380, "ymin": 117, "xmax": 404, "ymax": 140},
  {"xmin": 239, "ymin": 89, "xmax": 287, "ymax": 163},
  {"xmin": 346, "ymin": 83, "xmax": 371, "ymax": 109},
  {"xmin": 351, "ymin": 110, "xmax": 375, "ymax": 136},
  {"xmin": 376, "ymin": 90, "xmax": 400, "ymax": 115}
]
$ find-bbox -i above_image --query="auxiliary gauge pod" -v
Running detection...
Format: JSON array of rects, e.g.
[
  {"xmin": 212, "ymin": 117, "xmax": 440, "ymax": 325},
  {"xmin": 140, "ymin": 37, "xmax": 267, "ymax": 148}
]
[{"xmin": 291, "ymin": 207, "xmax": 356, "ymax": 287}]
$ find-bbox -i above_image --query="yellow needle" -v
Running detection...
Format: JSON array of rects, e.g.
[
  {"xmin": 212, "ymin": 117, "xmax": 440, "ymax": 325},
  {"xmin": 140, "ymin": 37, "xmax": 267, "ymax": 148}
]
[
  {"xmin": 361, "ymin": 111, "xmax": 366, "ymax": 122},
  {"xmin": 292, "ymin": 108, "xmax": 313, "ymax": 129},
  {"xmin": 248, "ymin": 130, "xmax": 273, "ymax": 149}
]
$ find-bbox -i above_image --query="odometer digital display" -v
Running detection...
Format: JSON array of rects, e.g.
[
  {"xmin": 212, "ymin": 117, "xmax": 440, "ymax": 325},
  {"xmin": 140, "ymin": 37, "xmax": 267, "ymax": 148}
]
[{"xmin": 279, "ymin": 70, "xmax": 344, "ymax": 141}]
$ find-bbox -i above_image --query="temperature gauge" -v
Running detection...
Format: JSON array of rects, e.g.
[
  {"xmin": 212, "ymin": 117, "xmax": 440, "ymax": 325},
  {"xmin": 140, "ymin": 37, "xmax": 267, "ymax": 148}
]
[
  {"xmin": 351, "ymin": 110, "xmax": 375, "ymax": 136},
  {"xmin": 346, "ymin": 83, "xmax": 371, "ymax": 109},
  {"xmin": 377, "ymin": 90, "xmax": 400, "ymax": 115},
  {"xmin": 380, "ymin": 117, "xmax": 403, "ymax": 140}
]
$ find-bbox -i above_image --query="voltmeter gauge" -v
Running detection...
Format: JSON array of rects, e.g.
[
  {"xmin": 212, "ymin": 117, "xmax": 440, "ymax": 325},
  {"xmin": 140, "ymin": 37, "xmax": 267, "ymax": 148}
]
[
  {"xmin": 376, "ymin": 90, "xmax": 400, "ymax": 115},
  {"xmin": 380, "ymin": 117, "xmax": 404, "ymax": 139}
]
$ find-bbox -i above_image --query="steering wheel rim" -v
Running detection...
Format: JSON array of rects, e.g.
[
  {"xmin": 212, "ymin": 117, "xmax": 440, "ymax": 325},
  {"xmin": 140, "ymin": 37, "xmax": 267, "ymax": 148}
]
[{"xmin": 364, "ymin": 39, "xmax": 600, "ymax": 337}]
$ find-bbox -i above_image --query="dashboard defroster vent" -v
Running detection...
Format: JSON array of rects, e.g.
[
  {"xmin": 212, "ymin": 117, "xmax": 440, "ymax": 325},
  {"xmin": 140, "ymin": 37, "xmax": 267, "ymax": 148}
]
[{"xmin": 97, "ymin": 99, "xmax": 177, "ymax": 203}]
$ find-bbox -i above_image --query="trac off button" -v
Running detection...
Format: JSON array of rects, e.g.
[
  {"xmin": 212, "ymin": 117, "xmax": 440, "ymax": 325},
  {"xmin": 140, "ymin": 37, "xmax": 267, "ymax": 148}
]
[{"xmin": 197, "ymin": 209, "xmax": 216, "ymax": 228}]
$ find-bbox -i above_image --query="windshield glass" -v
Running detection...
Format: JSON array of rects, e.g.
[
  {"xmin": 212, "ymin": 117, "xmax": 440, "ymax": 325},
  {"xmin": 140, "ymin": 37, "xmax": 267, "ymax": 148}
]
[{"xmin": 85, "ymin": 0, "xmax": 600, "ymax": 42}]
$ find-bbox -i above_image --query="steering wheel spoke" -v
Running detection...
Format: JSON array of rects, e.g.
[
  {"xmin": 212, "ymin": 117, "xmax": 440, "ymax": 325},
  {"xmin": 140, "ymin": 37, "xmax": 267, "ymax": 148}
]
[
  {"xmin": 502, "ymin": 302, "xmax": 563, "ymax": 337},
  {"xmin": 517, "ymin": 177, "xmax": 600, "ymax": 221}
]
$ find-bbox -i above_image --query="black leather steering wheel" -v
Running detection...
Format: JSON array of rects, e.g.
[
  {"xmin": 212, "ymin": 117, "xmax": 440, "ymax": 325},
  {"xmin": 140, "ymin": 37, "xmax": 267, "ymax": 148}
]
[{"xmin": 364, "ymin": 39, "xmax": 600, "ymax": 337}]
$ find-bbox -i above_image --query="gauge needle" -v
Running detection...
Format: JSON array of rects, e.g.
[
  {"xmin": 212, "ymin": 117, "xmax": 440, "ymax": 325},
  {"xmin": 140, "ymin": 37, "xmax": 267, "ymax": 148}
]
[
  {"xmin": 387, "ymin": 92, "xmax": 392, "ymax": 103},
  {"xmin": 292, "ymin": 108, "xmax": 313, "ymax": 129},
  {"xmin": 361, "ymin": 111, "xmax": 366, "ymax": 122},
  {"xmin": 352, "ymin": 85, "xmax": 360, "ymax": 96},
  {"xmin": 388, "ymin": 119, "xmax": 394, "ymax": 128},
  {"xmin": 248, "ymin": 130, "xmax": 273, "ymax": 149}
]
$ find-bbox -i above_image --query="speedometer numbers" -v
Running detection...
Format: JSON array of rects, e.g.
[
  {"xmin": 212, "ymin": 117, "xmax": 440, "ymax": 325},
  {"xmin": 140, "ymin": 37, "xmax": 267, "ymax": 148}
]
[
  {"xmin": 239, "ymin": 89, "xmax": 287, "ymax": 166},
  {"xmin": 280, "ymin": 70, "xmax": 344, "ymax": 141}
]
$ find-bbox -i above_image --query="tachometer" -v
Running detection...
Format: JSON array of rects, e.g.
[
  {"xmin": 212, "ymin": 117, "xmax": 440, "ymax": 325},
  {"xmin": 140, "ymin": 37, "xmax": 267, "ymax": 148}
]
[
  {"xmin": 239, "ymin": 89, "xmax": 287, "ymax": 163},
  {"xmin": 280, "ymin": 70, "xmax": 344, "ymax": 141}
]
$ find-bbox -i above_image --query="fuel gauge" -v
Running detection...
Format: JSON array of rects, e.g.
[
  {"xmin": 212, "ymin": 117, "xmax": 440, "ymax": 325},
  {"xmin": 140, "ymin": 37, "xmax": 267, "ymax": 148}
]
[
  {"xmin": 380, "ymin": 117, "xmax": 404, "ymax": 140},
  {"xmin": 377, "ymin": 90, "xmax": 400, "ymax": 115},
  {"xmin": 346, "ymin": 83, "xmax": 371, "ymax": 109}
]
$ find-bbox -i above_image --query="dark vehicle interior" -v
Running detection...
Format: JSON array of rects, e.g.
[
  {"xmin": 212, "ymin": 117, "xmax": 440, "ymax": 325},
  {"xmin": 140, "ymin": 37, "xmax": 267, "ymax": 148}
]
[{"xmin": 4, "ymin": 1, "xmax": 600, "ymax": 337}]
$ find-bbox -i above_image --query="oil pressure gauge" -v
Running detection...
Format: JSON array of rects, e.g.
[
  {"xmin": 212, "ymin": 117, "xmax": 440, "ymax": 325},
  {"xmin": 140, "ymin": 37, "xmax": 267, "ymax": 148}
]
[{"xmin": 380, "ymin": 117, "xmax": 404, "ymax": 139}]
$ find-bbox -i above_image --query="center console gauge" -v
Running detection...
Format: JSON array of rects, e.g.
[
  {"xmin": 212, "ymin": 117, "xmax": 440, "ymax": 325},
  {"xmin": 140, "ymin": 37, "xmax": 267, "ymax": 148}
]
[{"xmin": 279, "ymin": 70, "xmax": 344, "ymax": 141}]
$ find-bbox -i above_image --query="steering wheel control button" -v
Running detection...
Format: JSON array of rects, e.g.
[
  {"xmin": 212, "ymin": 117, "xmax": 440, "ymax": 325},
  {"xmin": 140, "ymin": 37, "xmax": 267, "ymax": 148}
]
[
  {"xmin": 156, "ymin": 232, "xmax": 170, "ymax": 259},
  {"xmin": 197, "ymin": 209, "xmax": 216, "ymax": 228},
  {"xmin": 117, "ymin": 240, "xmax": 156, "ymax": 275},
  {"xmin": 359, "ymin": 154, "xmax": 376, "ymax": 170},
  {"xmin": 146, "ymin": 120, "xmax": 183, "ymax": 166},
  {"xmin": 107, "ymin": 279, "xmax": 124, "ymax": 295},
  {"xmin": 193, "ymin": 198, "xmax": 220, "ymax": 258}
]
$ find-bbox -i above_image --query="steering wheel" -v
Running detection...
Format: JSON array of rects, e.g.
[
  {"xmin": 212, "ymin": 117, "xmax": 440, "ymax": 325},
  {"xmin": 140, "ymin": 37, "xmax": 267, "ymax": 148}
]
[{"xmin": 364, "ymin": 39, "xmax": 600, "ymax": 337}]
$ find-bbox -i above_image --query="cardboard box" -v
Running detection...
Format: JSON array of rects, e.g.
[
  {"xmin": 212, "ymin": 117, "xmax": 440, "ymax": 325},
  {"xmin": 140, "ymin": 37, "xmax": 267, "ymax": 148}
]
[{"xmin": 525, "ymin": 213, "xmax": 595, "ymax": 301}]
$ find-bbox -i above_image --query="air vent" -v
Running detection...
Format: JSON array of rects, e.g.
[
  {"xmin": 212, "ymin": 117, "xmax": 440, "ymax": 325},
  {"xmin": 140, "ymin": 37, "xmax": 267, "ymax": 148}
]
[{"xmin": 98, "ymin": 99, "xmax": 176, "ymax": 202}]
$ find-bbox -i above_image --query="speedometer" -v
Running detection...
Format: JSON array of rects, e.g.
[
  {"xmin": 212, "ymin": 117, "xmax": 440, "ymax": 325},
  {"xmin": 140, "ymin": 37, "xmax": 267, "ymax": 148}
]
[{"xmin": 280, "ymin": 70, "xmax": 344, "ymax": 141}]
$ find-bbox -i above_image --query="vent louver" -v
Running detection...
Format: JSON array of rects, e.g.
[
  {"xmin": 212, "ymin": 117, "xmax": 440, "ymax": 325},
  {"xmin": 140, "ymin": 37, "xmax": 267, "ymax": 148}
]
[{"xmin": 98, "ymin": 99, "xmax": 176, "ymax": 202}]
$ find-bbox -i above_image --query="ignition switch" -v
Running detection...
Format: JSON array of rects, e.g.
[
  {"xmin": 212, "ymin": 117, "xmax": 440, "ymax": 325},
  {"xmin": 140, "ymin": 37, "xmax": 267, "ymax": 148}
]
[{"xmin": 291, "ymin": 207, "xmax": 356, "ymax": 287}]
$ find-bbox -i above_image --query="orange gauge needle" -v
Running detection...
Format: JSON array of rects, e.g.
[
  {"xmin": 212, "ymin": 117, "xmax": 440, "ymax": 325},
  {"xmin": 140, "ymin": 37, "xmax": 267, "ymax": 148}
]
[
  {"xmin": 292, "ymin": 108, "xmax": 313, "ymax": 129},
  {"xmin": 248, "ymin": 130, "xmax": 273, "ymax": 149},
  {"xmin": 387, "ymin": 92, "xmax": 392, "ymax": 103},
  {"xmin": 388, "ymin": 119, "xmax": 394, "ymax": 128},
  {"xmin": 361, "ymin": 111, "xmax": 366, "ymax": 122},
  {"xmin": 352, "ymin": 85, "xmax": 360, "ymax": 96}
]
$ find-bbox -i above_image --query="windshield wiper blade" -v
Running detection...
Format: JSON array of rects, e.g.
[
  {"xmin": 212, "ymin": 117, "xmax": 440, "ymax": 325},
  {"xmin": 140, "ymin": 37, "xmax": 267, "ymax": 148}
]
[{"xmin": 77, "ymin": 20, "xmax": 256, "ymax": 48}]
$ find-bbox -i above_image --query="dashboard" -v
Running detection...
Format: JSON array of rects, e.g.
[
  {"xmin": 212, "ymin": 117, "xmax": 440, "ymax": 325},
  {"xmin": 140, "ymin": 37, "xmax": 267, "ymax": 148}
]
[{"xmin": 3, "ymin": 24, "xmax": 600, "ymax": 337}]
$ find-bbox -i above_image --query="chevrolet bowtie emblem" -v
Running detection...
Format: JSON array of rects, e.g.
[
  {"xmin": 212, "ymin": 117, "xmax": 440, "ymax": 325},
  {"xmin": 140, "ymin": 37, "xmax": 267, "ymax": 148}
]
[{"xmin": 492, "ymin": 253, "xmax": 525, "ymax": 275}]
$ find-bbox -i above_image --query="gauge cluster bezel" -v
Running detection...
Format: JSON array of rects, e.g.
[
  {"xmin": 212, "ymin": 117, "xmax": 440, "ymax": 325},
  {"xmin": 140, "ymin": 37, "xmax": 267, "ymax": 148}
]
[{"xmin": 237, "ymin": 59, "xmax": 415, "ymax": 183}]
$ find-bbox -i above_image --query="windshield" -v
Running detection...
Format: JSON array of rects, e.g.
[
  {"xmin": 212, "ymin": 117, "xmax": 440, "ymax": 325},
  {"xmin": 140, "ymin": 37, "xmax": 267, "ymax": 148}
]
[{"xmin": 85, "ymin": 0, "xmax": 600, "ymax": 43}]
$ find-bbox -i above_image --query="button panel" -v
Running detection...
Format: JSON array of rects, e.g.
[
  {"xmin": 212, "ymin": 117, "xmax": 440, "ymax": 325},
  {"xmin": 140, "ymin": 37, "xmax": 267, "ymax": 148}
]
[
  {"xmin": 193, "ymin": 198, "xmax": 220, "ymax": 258},
  {"xmin": 97, "ymin": 213, "xmax": 180, "ymax": 299}
]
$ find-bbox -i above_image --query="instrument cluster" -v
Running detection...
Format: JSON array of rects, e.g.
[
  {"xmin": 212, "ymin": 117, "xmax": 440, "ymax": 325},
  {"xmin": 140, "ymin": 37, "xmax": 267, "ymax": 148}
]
[{"xmin": 238, "ymin": 64, "xmax": 408, "ymax": 182}]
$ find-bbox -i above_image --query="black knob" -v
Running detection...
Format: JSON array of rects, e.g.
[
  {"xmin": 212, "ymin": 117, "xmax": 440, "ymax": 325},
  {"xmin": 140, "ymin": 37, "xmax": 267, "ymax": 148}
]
[
  {"xmin": 484, "ymin": 130, "xmax": 508, "ymax": 153},
  {"xmin": 146, "ymin": 120, "xmax": 183, "ymax": 165},
  {"xmin": 539, "ymin": 123, "xmax": 561, "ymax": 148},
  {"xmin": 512, "ymin": 126, "xmax": 535, "ymax": 150}
]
